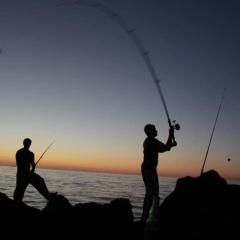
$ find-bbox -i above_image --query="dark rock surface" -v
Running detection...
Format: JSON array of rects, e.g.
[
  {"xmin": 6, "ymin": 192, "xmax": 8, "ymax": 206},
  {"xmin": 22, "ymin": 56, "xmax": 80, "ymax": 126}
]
[
  {"xmin": 0, "ymin": 192, "xmax": 134, "ymax": 239},
  {"xmin": 145, "ymin": 170, "xmax": 240, "ymax": 239},
  {"xmin": 1, "ymin": 170, "xmax": 239, "ymax": 240}
]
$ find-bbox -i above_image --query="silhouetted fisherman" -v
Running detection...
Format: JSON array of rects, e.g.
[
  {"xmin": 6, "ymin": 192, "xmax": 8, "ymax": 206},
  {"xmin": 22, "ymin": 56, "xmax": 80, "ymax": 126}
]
[
  {"xmin": 141, "ymin": 124, "xmax": 176, "ymax": 223},
  {"xmin": 14, "ymin": 138, "xmax": 55, "ymax": 202}
]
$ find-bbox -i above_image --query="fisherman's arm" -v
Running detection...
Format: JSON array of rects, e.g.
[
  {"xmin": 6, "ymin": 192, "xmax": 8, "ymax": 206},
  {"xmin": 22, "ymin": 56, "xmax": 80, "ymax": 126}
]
[
  {"xmin": 158, "ymin": 127, "xmax": 175, "ymax": 152},
  {"xmin": 166, "ymin": 126, "xmax": 176, "ymax": 149}
]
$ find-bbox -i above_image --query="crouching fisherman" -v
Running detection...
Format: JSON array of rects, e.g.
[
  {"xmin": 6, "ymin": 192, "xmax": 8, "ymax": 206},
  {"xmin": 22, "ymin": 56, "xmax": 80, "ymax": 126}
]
[{"xmin": 14, "ymin": 138, "xmax": 55, "ymax": 202}]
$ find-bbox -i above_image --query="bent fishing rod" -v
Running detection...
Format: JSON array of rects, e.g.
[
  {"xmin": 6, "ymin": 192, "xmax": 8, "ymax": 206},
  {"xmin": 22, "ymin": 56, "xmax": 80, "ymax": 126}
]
[
  {"xmin": 35, "ymin": 141, "xmax": 55, "ymax": 168},
  {"xmin": 57, "ymin": 0, "xmax": 180, "ymax": 138},
  {"xmin": 200, "ymin": 88, "xmax": 227, "ymax": 175}
]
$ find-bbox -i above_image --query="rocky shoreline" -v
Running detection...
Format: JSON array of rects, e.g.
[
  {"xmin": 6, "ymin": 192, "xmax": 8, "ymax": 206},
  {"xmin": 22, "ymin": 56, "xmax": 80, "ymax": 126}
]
[{"xmin": 0, "ymin": 170, "xmax": 239, "ymax": 239}]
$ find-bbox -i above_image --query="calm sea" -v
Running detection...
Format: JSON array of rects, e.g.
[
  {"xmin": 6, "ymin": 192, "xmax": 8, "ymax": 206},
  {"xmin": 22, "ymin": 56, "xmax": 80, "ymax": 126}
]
[{"xmin": 0, "ymin": 166, "xmax": 238, "ymax": 220}]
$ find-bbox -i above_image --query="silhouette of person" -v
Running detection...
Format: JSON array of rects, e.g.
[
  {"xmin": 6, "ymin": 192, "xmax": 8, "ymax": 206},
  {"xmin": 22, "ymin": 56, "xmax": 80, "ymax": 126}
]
[
  {"xmin": 14, "ymin": 138, "xmax": 54, "ymax": 202},
  {"xmin": 141, "ymin": 124, "xmax": 176, "ymax": 223}
]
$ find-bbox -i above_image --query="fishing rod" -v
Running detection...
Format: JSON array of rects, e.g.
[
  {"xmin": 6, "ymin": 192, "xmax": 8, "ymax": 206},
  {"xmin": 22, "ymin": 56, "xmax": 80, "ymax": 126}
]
[
  {"xmin": 200, "ymin": 88, "xmax": 227, "ymax": 175},
  {"xmin": 57, "ymin": 0, "xmax": 180, "ymax": 138},
  {"xmin": 35, "ymin": 141, "xmax": 55, "ymax": 167}
]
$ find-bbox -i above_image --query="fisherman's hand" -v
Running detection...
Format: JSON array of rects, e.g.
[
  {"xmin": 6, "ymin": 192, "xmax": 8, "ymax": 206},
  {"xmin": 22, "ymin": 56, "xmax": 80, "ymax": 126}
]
[
  {"xmin": 31, "ymin": 167, "xmax": 35, "ymax": 173},
  {"xmin": 172, "ymin": 140, "xmax": 177, "ymax": 147},
  {"xmin": 169, "ymin": 126, "xmax": 174, "ymax": 136}
]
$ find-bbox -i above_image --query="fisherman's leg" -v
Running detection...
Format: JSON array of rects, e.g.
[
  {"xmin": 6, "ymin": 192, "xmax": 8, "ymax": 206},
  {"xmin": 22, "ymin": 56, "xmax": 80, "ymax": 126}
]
[
  {"xmin": 29, "ymin": 173, "xmax": 51, "ymax": 200},
  {"xmin": 141, "ymin": 168, "xmax": 154, "ymax": 222},
  {"xmin": 150, "ymin": 169, "xmax": 160, "ymax": 218},
  {"xmin": 14, "ymin": 176, "xmax": 28, "ymax": 202},
  {"xmin": 141, "ymin": 193, "xmax": 154, "ymax": 222},
  {"xmin": 151, "ymin": 196, "xmax": 160, "ymax": 218}
]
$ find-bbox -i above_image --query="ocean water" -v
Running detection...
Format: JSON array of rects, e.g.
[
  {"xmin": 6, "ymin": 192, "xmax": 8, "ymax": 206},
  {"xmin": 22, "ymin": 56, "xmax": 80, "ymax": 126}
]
[
  {"xmin": 0, "ymin": 165, "xmax": 177, "ymax": 220},
  {"xmin": 1, "ymin": 166, "xmax": 238, "ymax": 220}
]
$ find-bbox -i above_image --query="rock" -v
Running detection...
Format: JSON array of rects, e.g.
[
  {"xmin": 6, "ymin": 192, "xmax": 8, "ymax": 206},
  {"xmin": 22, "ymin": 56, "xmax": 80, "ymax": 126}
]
[
  {"xmin": 1, "ymin": 169, "xmax": 238, "ymax": 239},
  {"xmin": 145, "ymin": 170, "xmax": 240, "ymax": 240},
  {"xmin": 0, "ymin": 193, "xmax": 134, "ymax": 239}
]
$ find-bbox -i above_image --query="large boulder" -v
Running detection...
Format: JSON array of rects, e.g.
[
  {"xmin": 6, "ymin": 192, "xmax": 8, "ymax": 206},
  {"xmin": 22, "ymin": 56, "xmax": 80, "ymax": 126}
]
[
  {"xmin": 145, "ymin": 170, "xmax": 240, "ymax": 239},
  {"xmin": 0, "ymin": 192, "xmax": 41, "ymax": 237},
  {"xmin": 0, "ymin": 192, "xmax": 134, "ymax": 239}
]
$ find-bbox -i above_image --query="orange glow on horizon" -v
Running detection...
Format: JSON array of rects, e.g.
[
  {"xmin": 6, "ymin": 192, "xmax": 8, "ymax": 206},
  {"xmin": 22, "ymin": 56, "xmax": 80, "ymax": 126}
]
[{"xmin": 0, "ymin": 146, "xmax": 239, "ymax": 180}]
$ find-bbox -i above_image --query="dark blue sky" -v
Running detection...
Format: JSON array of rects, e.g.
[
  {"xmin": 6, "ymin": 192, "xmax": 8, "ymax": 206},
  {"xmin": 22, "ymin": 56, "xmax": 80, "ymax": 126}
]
[{"xmin": 0, "ymin": 0, "xmax": 239, "ymax": 177}]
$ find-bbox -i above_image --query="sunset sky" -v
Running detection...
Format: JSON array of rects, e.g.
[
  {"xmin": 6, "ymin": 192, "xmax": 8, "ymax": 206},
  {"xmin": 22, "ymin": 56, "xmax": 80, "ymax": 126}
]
[{"xmin": 0, "ymin": 0, "xmax": 239, "ymax": 179}]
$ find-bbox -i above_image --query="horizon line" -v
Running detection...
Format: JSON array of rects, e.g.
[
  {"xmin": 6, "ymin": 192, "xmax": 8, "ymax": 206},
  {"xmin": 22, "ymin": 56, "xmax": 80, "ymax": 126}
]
[
  {"xmin": 0, "ymin": 163, "xmax": 182, "ymax": 178},
  {"xmin": 1, "ymin": 163, "xmax": 239, "ymax": 181}
]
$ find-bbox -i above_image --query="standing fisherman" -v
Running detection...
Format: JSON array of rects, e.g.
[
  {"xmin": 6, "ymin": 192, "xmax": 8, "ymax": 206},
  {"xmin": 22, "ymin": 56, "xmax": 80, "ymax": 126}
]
[
  {"xmin": 14, "ymin": 138, "xmax": 55, "ymax": 202},
  {"xmin": 57, "ymin": 0, "xmax": 180, "ymax": 223},
  {"xmin": 141, "ymin": 124, "xmax": 176, "ymax": 223}
]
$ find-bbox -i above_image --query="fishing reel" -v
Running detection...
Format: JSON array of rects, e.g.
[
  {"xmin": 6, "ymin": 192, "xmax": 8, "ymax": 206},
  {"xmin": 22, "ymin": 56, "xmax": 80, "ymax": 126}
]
[
  {"xmin": 172, "ymin": 120, "xmax": 180, "ymax": 131},
  {"xmin": 168, "ymin": 120, "xmax": 180, "ymax": 131}
]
